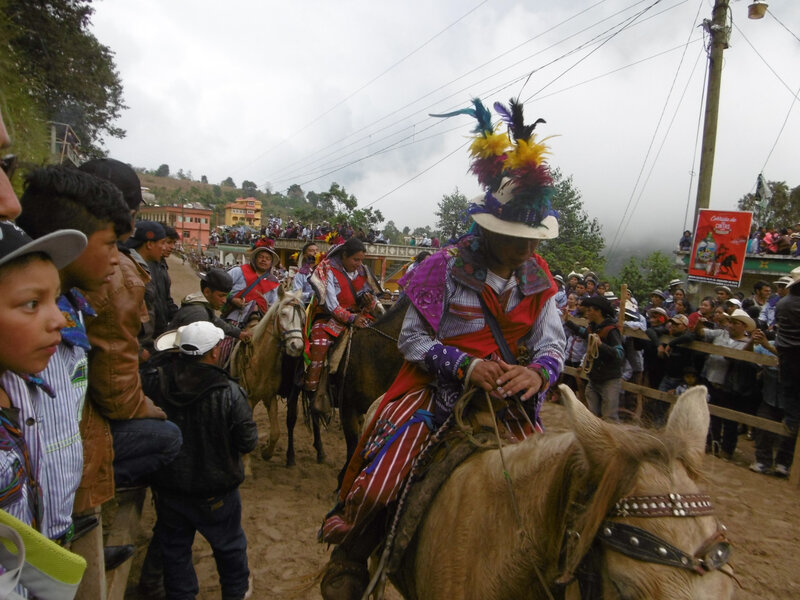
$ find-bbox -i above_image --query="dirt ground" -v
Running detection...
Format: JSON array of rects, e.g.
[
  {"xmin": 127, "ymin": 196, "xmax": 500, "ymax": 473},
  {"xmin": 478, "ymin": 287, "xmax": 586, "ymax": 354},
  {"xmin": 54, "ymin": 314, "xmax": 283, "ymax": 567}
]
[{"xmin": 124, "ymin": 255, "xmax": 800, "ymax": 599}]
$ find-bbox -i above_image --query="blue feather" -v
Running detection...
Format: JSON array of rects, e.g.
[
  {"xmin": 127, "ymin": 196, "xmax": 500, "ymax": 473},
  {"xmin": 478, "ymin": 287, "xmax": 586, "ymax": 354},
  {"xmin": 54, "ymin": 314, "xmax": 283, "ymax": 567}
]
[
  {"xmin": 493, "ymin": 102, "xmax": 514, "ymax": 128},
  {"xmin": 431, "ymin": 98, "xmax": 494, "ymax": 135}
]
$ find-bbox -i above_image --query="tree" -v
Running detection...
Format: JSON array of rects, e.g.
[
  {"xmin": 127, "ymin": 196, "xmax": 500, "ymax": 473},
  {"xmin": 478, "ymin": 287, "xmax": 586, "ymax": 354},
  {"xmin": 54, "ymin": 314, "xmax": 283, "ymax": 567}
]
[
  {"xmin": 155, "ymin": 164, "xmax": 170, "ymax": 177},
  {"xmin": 737, "ymin": 180, "xmax": 799, "ymax": 228},
  {"xmin": 537, "ymin": 169, "xmax": 605, "ymax": 274},
  {"xmin": 200, "ymin": 175, "xmax": 208, "ymax": 184},
  {"xmin": 176, "ymin": 168, "xmax": 188, "ymax": 180},
  {"xmin": 221, "ymin": 177, "xmax": 236, "ymax": 187},
  {"xmin": 287, "ymin": 184, "xmax": 305, "ymax": 203},
  {"xmin": 435, "ymin": 187, "xmax": 470, "ymax": 242},
  {"xmin": 612, "ymin": 251, "xmax": 682, "ymax": 298},
  {"xmin": 242, "ymin": 180, "xmax": 258, "ymax": 194},
  {"xmin": 3, "ymin": 0, "xmax": 126, "ymax": 155},
  {"xmin": 382, "ymin": 221, "xmax": 404, "ymax": 244}
]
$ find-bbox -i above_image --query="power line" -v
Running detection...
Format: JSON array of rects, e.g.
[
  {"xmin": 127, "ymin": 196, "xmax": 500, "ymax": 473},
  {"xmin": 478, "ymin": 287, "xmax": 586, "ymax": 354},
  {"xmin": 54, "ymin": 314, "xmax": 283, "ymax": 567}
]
[
  {"xmin": 605, "ymin": 0, "xmax": 705, "ymax": 258},
  {"xmin": 267, "ymin": 1, "xmax": 688, "ymax": 193},
  {"xmin": 260, "ymin": 0, "xmax": 635, "ymax": 187},
  {"xmin": 230, "ymin": 0, "xmax": 491, "ymax": 178}
]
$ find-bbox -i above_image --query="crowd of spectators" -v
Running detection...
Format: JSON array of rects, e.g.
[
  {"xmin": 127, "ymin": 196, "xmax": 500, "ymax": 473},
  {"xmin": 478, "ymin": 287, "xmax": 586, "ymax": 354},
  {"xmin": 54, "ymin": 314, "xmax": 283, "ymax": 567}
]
[
  {"xmin": 0, "ymin": 104, "xmax": 257, "ymax": 598},
  {"xmin": 679, "ymin": 225, "xmax": 800, "ymax": 257},
  {"xmin": 554, "ymin": 267, "xmax": 800, "ymax": 479},
  {"xmin": 209, "ymin": 216, "xmax": 390, "ymax": 248}
]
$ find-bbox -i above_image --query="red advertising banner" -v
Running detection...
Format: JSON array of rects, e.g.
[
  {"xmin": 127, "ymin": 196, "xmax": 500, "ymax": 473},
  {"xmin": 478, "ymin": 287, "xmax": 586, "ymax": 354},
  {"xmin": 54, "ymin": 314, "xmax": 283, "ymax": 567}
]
[{"xmin": 687, "ymin": 209, "xmax": 753, "ymax": 287}]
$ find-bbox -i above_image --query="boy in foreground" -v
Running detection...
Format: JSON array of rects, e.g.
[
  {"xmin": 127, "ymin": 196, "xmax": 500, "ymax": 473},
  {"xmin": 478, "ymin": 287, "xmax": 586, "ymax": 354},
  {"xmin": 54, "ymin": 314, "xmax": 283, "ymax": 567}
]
[{"xmin": 143, "ymin": 322, "xmax": 257, "ymax": 599}]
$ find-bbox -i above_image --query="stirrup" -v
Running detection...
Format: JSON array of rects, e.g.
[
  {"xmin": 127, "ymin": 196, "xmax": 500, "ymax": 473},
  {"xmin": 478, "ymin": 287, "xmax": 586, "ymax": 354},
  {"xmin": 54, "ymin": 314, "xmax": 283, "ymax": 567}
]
[{"xmin": 320, "ymin": 557, "xmax": 368, "ymax": 600}]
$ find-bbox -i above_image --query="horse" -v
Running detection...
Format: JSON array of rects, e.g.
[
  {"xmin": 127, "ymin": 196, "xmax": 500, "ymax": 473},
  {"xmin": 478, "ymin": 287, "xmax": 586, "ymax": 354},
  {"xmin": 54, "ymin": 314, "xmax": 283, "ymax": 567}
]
[
  {"xmin": 334, "ymin": 296, "xmax": 408, "ymax": 482},
  {"xmin": 230, "ymin": 287, "xmax": 307, "ymax": 469},
  {"xmin": 306, "ymin": 297, "xmax": 394, "ymax": 467},
  {"xmin": 388, "ymin": 384, "xmax": 736, "ymax": 599}
]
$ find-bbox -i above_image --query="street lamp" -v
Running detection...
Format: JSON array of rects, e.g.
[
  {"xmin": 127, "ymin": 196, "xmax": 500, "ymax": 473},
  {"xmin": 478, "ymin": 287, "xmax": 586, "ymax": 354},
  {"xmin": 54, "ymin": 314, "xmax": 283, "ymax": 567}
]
[{"xmin": 748, "ymin": 2, "xmax": 768, "ymax": 20}]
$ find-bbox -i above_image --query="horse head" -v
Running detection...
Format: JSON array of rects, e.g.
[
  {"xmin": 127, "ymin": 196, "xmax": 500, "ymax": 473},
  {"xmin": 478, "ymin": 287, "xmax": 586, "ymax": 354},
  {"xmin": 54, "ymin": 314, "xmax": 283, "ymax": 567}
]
[
  {"xmin": 275, "ymin": 286, "xmax": 306, "ymax": 357},
  {"xmin": 559, "ymin": 384, "xmax": 736, "ymax": 599}
]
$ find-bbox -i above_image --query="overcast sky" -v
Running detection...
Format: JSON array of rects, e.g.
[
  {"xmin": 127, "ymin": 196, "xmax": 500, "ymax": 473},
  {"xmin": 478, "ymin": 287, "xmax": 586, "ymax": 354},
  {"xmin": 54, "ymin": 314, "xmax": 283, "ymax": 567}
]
[{"xmin": 90, "ymin": 0, "xmax": 800, "ymax": 261}]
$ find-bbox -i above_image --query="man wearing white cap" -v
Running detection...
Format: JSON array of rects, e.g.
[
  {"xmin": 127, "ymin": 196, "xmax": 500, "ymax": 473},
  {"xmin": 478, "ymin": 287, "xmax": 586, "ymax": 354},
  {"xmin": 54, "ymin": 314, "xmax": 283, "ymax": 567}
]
[
  {"xmin": 319, "ymin": 98, "xmax": 565, "ymax": 599},
  {"xmin": 760, "ymin": 276, "xmax": 792, "ymax": 330},
  {"xmin": 143, "ymin": 321, "xmax": 257, "ymax": 600}
]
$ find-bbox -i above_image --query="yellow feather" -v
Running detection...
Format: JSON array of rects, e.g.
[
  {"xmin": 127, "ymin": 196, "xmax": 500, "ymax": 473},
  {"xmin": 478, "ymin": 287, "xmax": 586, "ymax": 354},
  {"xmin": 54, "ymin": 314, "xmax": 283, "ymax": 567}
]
[
  {"xmin": 469, "ymin": 131, "xmax": 510, "ymax": 158},
  {"xmin": 505, "ymin": 137, "xmax": 551, "ymax": 170}
]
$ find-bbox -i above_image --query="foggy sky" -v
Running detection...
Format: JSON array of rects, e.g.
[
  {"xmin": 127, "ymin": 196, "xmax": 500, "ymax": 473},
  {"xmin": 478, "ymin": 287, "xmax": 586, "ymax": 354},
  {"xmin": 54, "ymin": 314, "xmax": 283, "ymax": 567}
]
[{"xmin": 90, "ymin": 0, "xmax": 800, "ymax": 263}]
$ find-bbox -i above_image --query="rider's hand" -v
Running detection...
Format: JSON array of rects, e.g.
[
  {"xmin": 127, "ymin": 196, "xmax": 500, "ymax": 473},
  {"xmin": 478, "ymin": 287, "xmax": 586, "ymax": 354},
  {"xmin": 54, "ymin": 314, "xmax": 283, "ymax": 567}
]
[
  {"xmin": 353, "ymin": 315, "xmax": 369, "ymax": 328},
  {"xmin": 495, "ymin": 360, "xmax": 543, "ymax": 401},
  {"xmin": 467, "ymin": 359, "xmax": 504, "ymax": 393},
  {"xmin": 239, "ymin": 330, "xmax": 253, "ymax": 343}
]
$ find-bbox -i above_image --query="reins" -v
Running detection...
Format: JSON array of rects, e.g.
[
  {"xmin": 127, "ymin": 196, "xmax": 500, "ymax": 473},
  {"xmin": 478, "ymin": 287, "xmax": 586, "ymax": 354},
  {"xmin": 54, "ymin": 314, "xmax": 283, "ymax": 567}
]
[{"xmin": 453, "ymin": 386, "xmax": 556, "ymax": 600}]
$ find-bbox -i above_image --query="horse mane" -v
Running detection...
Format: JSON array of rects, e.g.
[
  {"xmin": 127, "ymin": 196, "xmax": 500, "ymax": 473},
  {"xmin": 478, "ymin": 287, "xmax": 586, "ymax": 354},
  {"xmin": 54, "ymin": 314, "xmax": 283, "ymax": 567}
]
[
  {"xmin": 370, "ymin": 295, "xmax": 410, "ymax": 328},
  {"xmin": 555, "ymin": 421, "xmax": 704, "ymax": 580}
]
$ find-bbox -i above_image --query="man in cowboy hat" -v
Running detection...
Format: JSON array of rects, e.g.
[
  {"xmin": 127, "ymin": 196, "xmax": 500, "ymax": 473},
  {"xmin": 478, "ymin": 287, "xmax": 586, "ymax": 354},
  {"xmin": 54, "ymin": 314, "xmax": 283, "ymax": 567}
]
[{"xmin": 319, "ymin": 98, "xmax": 565, "ymax": 599}]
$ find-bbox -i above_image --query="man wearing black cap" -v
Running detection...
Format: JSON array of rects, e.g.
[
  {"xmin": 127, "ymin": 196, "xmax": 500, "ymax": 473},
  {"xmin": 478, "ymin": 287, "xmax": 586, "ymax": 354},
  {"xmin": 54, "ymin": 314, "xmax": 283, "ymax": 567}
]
[
  {"xmin": 169, "ymin": 269, "xmax": 252, "ymax": 343},
  {"xmin": 563, "ymin": 295, "xmax": 624, "ymax": 420},
  {"xmin": 124, "ymin": 220, "xmax": 170, "ymax": 347},
  {"xmin": 160, "ymin": 225, "xmax": 181, "ymax": 324}
]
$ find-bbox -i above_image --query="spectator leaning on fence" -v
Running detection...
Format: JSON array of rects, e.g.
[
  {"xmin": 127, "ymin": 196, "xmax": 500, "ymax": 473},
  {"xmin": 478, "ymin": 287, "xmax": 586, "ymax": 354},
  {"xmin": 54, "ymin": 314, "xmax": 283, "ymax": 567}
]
[{"xmin": 777, "ymin": 267, "xmax": 800, "ymax": 439}]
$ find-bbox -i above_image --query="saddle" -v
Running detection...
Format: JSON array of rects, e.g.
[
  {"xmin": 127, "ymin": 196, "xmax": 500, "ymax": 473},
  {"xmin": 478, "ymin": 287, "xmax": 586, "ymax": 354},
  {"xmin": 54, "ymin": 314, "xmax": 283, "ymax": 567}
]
[{"xmin": 380, "ymin": 395, "xmax": 521, "ymax": 578}]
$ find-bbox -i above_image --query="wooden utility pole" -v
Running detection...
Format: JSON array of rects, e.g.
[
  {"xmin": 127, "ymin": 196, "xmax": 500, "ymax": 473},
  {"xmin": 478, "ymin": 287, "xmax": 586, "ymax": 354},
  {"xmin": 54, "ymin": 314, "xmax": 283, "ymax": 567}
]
[{"xmin": 694, "ymin": 0, "xmax": 731, "ymax": 224}]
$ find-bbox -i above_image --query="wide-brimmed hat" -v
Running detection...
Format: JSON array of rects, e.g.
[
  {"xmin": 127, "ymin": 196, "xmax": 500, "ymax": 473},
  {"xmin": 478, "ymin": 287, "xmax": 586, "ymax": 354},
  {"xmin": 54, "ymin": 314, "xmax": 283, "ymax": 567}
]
[
  {"xmin": 669, "ymin": 314, "xmax": 689, "ymax": 327},
  {"xmin": 668, "ymin": 278, "xmax": 683, "ymax": 288},
  {"xmin": 715, "ymin": 285, "xmax": 732, "ymax": 295},
  {"xmin": 788, "ymin": 266, "xmax": 800, "ymax": 289},
  {"xmin": 0, "ymin": 221, "xmax": 86, "ymax": 270},
  {"xmin": 648, "ymin": 307, "xmax": 669, "ymax": 319},
  {"xmin": 650, "ymin": 289, "xmax": 667, "ymax": 300},
  {"xmin": 470, "ymin": 178, "xmax": 559, "ymax": 240},
  {"xmin": 728, "ymin": 309, "xmax": 755, "ymax": 332},
  {"xmin": 433, "ymin": 98, "xmax": 559, "ymax": 240},
  {"xmin": 553, "ymin": 274, "xmax": 565, "ymax": 286},
  {"xmin": 580, "ymin": 295, "xmax": 614, "ymax": 317},
  {"xmin": 249, "ymin": 245, "xmax": 279, "ymax": 265},
  {"xmin": 774, "ymin": 275, "xmax": 793, "ymax": 287},
  {"xmin": 725, "ymin": 298, "xmax": 742, "ymax": 308},
  {"xmin": 155, "ymin": 322, "xmax": 225, "ymax": 355}
]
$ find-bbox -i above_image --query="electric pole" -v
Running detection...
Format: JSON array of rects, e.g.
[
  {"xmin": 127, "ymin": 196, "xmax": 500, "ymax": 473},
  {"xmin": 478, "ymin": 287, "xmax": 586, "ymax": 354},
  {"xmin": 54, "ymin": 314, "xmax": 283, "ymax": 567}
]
[{"xmin": 694, "ymin": 0, "xmax": 731, "ymax": 224}]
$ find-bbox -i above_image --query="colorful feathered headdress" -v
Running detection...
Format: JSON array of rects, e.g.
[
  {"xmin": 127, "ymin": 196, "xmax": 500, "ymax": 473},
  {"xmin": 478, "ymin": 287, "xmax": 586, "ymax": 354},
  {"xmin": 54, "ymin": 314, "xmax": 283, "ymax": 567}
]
[{"xmin": 431, "ymin": 98, "xmax": 559, "ymax": 240}]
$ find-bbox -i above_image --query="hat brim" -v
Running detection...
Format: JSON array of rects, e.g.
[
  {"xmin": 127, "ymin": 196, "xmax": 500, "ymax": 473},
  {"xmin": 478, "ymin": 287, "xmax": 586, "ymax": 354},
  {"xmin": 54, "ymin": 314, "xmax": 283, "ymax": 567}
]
[
  {"xmin": 249, "ymin": 246, "xmax": 280, "ymax": 263},
  {"xmin": 154, "ymin": 330, "xmax": 180, "ymax": 352},
  {"xmin": 471, "ymin": 209, "xmax": 559, "ymax": 240},
  {"xmin": 0, "ymin": 229, "xmax": 87, "ymax": 270},
  {"xmin": 730, "ymin": 315, "xmax": 756, "ymax": 331}
]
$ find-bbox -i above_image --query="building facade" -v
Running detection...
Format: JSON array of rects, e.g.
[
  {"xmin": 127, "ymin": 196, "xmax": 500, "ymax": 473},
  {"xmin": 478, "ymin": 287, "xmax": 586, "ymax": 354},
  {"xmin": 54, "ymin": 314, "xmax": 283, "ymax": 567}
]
[
  {"xmin": 137, "ymin": 202, "xmax": 212, "ymax": 249},
  {"xmin": 224, "ymin": 197, "xmax": 262, "ymax": 228}
]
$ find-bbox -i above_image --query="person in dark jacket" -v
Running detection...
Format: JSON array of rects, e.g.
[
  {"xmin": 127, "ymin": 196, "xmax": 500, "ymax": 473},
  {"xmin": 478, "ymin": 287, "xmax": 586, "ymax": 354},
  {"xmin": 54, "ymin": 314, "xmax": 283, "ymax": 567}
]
[
  {"xmin": 143, "ymin": 321, "xmax": 257, "ymax": 600},
  {"xmin": 563, "ymin": 295, "xmax": 624, "ymax": 420},
  {"xmin": 169, "ymin": 268, "xmax": 252, "ymax": 343}
]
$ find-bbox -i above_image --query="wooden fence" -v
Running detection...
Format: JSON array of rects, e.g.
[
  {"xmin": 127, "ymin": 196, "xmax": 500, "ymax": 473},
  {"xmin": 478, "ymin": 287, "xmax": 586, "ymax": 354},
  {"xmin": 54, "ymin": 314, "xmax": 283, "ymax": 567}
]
[{"xmin": 563, "ymin": 315, "xmax": 799, "ymax": 485}]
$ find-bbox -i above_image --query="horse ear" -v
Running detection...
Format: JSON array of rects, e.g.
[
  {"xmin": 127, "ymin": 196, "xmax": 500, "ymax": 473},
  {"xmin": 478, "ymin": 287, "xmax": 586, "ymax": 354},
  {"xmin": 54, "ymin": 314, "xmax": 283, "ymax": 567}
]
[
  {"xmin": 664, "ymin": 385, "xmax": 709, "ymax": 457},
  {"xmin": 278, "ymin": 285, "xmax": 285, "ymax": 300},
  {"xmin": 558, "ymin": 384, "xmax": 615, "ymax": 472}
]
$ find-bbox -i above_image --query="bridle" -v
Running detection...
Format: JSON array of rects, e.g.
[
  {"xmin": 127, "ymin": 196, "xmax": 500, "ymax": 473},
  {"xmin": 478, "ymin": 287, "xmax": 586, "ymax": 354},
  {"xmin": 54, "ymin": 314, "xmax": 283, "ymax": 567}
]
[
  {"xmin": 277, "ymin": 297, "xmax": 305, "ymax": 351},
  {"xmin": 564, "ymin": 492, "xmax": 736, "ymax": 599},
  {"xmin": 598, "ymin": 493, "xmax": 732, "ymax": 576}
]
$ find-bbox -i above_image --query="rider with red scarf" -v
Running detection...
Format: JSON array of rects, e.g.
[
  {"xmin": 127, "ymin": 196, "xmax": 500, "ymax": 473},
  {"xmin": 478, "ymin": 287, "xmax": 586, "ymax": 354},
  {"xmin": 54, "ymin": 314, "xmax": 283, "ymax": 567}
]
[
  {"xmin": 319, "ymin": 99, "xmax": 566, "ymax": 599},
  {"xmin": 303, "ymin": 237, "xmax": 380, "ymax": 393},
  {"xmin": 226, "ymin": 246, "xmax": 280, "ymax": 318}
]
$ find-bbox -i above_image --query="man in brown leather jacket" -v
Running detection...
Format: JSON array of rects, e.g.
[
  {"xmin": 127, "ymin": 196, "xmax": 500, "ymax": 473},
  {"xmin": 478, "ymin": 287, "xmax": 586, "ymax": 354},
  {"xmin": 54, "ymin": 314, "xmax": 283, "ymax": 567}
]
[{"xmin": 75, "ymin": 159, "xmax": 182, "ymax": 512}]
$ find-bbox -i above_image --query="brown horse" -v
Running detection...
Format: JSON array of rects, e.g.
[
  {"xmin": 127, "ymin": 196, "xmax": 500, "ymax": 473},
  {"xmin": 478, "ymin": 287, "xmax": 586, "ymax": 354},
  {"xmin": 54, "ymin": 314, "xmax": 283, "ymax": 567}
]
[
  {"xmin": 230, "ymin": 288, "xmax": 306, "ymax": 469},
  {"xmin": 333, "ymin": 296, "xmax": 408, "ymax": 483},
  {"xmin": 389, "ymin": 384, "xmax": 735, "ymax": 599}
]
